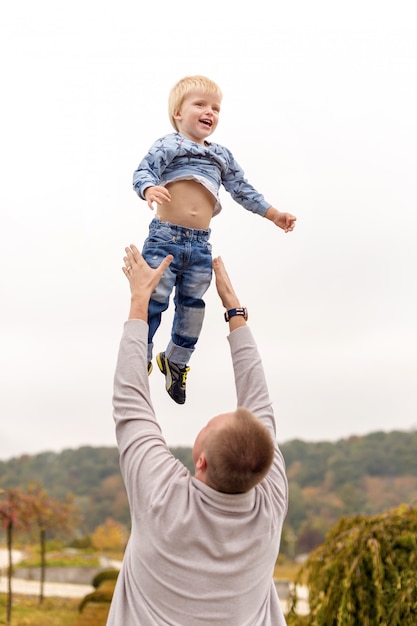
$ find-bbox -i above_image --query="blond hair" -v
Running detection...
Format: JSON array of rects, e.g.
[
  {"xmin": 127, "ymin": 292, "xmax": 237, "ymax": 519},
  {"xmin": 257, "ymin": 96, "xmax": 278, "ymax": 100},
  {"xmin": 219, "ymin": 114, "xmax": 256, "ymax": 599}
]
[
  {"xmin": 168, "ymin": 75, "xmax": 223, "ymax": 131},
  {"xmin": 204, "ymin": 407, "xmax": 274, "ymax": 494}
]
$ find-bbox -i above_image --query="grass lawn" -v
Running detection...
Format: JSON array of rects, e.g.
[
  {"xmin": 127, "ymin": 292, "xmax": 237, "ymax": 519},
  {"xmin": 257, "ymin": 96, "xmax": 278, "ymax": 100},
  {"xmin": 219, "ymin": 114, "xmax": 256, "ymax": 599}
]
[
  {"xmin": 0, "ymin": 594, "xmax": 80, "ymax": 626},
  {"xmin": 0, "ymin": 561, "xmax": 302, "ymax": 625},
  {"xmin": 274, "ymin": 560, "xmax": 303, "ymax": 582}
]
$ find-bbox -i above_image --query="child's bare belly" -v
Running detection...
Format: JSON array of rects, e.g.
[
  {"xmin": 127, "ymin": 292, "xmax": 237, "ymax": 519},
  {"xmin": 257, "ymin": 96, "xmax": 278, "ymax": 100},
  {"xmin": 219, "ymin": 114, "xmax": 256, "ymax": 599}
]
[{"xmin": 156, "ymin": 180, "xmax": 215, "ymax": 230}]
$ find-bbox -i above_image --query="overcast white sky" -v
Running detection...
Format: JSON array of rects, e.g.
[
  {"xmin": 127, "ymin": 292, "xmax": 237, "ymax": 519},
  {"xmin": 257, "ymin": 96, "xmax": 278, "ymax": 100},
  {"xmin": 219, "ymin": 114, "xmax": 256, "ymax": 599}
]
[{"xmin": 1, "ymin": 1, "xmax": 416, "ymax": 461}]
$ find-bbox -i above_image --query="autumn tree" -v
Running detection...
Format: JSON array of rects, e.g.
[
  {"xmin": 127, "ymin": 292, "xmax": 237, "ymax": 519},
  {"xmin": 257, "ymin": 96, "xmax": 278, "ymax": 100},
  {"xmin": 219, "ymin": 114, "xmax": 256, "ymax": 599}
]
[
  {"xmin": 91, "ymin": 517, "xmax": 128, "ymax": 553},
  {"xmin": 26, "ymin": 483, "xmax": 80, "ymax": 604},
  {"xmin": 0, "ymin": 487, "xmax": 31, "ymax": 625}
]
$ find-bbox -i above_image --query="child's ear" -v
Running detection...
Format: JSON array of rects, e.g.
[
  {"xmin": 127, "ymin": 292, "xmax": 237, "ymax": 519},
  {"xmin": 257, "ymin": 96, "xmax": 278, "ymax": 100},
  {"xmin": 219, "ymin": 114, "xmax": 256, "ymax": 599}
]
[{"xmin": 173, "ymin": 108, "xmax": 182, "ymax": 121}]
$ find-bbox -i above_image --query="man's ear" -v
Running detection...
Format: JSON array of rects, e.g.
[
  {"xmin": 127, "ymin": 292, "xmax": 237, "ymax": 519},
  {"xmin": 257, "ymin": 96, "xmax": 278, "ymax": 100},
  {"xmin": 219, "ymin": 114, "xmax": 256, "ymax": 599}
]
[{"xmin": 195, "ymin": 453, "xmax": 207, "ymax": 472}]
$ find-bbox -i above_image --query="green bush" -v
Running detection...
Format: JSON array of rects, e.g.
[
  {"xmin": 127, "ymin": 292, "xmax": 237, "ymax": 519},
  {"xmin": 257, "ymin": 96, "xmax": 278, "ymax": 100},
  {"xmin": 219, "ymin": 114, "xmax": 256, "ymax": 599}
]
[
  {"xmin": 290, "ymin": 504, "xmax": 417, "ymax": 625},
  {"xmin": 79, "ymin": 587, "xmax": 114, "ymax": 613},
  {"xmin": 92, "ymin": 568, "xmax": 119, "ymax": 589},
  {"xmin": 74, "ymin": 602, "xmax": 110, "ymax": 625}
]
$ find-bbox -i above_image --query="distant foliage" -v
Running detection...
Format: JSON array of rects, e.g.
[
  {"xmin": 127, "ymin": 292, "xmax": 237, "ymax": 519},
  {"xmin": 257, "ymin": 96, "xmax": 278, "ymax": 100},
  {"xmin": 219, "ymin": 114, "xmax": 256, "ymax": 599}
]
[
  {"xmin": 0, "ymin": 445, "xmax": 194, "ymax": 531},
  {"xmin": 289, "ymin": 504, "xmax": 417, "ymax": 625},
  {"xmin": 1, "ymin": 432, "xmax": 417, "ymax": 541},
  {"xmin": 282, "ymin": 430, "xmax": 417, "ymax": 543},
  {"xmin": 283, "ymin": 430, "xmax": 417, "ymax": 488},
  {"xmin": 91, "ymin": 517, "xmax": 128, "ymax": 552}
]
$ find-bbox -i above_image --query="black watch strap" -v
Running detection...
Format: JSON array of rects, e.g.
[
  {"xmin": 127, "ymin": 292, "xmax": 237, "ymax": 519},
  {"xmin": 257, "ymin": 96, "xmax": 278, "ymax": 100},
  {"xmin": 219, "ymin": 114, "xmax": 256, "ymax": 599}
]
[{"xmin": 224, "ymin": 307, "xmax": 248, "ymax": 322}]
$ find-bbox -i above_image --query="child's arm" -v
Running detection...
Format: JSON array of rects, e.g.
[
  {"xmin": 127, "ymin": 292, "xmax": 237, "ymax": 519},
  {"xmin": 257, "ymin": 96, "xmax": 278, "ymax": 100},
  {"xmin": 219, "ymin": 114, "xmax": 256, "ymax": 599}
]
[
  {"xmin": 264, "ymin": 206, "xmax": 297, "ymax": 233},
  {"xmin": 220, "ymin": 147, "xmax": 297, "ymax": 232}
]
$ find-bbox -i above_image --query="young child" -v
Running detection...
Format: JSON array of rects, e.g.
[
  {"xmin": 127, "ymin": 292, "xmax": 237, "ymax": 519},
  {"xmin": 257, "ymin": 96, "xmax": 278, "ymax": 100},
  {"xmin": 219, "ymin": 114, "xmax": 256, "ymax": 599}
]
[{"xmin": 132, "ymin": 75, "xmax": 296, "ymax": 405}]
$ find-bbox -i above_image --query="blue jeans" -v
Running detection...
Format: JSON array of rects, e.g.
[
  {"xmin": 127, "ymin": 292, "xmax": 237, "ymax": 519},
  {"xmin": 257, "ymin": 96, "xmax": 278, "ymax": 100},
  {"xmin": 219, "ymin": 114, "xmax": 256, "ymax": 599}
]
[{"xmin": 142, "ymin": 219, "xmax": 213, "ymax": 367}]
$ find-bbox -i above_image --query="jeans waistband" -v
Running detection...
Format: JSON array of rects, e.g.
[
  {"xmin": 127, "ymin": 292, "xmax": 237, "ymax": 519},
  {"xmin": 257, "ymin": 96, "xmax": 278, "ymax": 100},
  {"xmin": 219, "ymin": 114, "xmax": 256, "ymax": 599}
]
[{"xmin": 150, "ymin": 218, "xmax": 211, "ymax": 242}]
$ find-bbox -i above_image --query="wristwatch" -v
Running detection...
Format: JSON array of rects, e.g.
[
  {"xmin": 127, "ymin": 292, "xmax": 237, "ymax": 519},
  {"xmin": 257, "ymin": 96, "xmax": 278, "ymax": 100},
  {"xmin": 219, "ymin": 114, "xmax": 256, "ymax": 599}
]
[{"xmin": 224, "ymin": 307, "xmax": 248, "ymax": 322}]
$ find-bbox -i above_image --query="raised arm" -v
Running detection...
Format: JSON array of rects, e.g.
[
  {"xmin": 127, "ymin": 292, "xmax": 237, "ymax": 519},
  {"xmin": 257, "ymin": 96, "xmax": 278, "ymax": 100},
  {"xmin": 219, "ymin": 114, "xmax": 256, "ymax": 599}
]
[
  {"xmin": 113, "ymin": 246, "xmax": 175, "ymax": 506},
  {"xmin": 212, "ymin": 256, "xmax": 288, "ymax": 511},
  {"xmin": 212, "ymin": 257, "xmax": 274, "ymax": 431}
]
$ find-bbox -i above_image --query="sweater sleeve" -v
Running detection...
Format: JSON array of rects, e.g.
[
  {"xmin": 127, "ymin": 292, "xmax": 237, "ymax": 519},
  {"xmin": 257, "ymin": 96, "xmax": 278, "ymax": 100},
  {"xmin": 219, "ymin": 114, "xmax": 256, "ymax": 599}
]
[
  {"xmin": 227, "ymin": 325, "xmax": 289, "ymax": 514},
  {"xmin": 132, "ymin": 135, "xmax": 176, "ymax": 199},
  {"xmin": 220, "ymin": 148, "xmax": 271, "ymax": 216},
  {"xmin": 227, "ymin": 325, "xmax": 275, "ymax": 436},
  {"xmin": 112, "ymin": 320, "xmax": 184, "ymax": 512}
]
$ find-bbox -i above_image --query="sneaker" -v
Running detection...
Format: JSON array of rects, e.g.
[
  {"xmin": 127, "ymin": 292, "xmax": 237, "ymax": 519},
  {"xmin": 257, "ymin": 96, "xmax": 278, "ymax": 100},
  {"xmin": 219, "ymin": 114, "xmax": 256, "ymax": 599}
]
[
  {"xmin": 156, "ymin": 352, "xmax": 190, "ymax": 405},
  {"xmin": 147, "ymin": 362, "xmax": 153, "ymax": 376}
]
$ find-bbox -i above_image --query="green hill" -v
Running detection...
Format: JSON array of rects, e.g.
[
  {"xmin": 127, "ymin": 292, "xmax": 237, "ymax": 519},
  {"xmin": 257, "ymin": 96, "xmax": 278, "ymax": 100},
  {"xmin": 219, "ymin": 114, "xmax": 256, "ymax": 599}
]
[{"xmin": 1, "ymin": 431, "xmax": 416, "ymax": 552}]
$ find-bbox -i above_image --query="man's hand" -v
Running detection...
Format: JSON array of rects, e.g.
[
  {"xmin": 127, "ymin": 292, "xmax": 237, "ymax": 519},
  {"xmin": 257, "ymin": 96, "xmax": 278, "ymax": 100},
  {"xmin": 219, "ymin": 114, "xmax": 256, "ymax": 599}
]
[
  {"xmin": 123, "ymin": 244, "xmax": 173, "ymax": 321},
  {"xmin": 213, "ymin": 257, "xmax": 241, "ymax": 310},
  {"xmin": 144, "ymin": 185, "xmax": 171, "ymax": 210}
]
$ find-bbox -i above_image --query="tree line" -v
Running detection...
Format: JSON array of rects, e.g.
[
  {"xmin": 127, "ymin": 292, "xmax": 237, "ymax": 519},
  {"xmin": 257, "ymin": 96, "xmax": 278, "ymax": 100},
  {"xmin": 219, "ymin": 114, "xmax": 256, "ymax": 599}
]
[{"xmin": 1, "ymin": 430, "xmax": 416, "ymax": 554}]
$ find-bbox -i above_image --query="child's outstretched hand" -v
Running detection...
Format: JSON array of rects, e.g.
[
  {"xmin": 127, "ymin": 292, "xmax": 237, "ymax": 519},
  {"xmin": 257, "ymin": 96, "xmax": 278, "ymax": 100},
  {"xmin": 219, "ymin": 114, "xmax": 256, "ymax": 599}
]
[
  {"xmin": 264, "ymin": 207, "xmax": 297, "ymax": 233},
  {"xmin": 144, "ymin": 185, "xmax": 171, "ymax": 210}
]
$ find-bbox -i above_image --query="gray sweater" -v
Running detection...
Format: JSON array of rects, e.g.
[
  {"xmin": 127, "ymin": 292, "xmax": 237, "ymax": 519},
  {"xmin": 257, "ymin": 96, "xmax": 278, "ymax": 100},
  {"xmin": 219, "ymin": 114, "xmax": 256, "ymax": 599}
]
[{"xmin": 107, "ymin": 320, "xmax": 288, "ymax": 625}]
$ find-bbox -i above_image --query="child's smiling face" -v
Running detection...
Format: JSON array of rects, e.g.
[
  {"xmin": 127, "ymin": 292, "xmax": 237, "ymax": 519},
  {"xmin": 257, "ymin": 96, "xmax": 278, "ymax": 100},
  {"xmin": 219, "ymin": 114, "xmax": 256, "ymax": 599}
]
[{"xmin": 174, "ymin": 89, "xmax": 222, "ymax": 144}]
